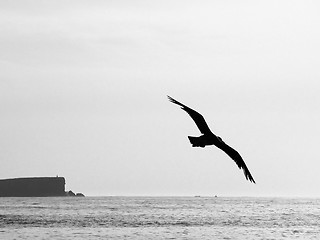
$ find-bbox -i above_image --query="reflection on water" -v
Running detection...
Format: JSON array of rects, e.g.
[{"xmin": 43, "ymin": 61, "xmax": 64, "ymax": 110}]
[{"xmin": 1, "ymin": 197, "xmax": 320, "ymax": 239}]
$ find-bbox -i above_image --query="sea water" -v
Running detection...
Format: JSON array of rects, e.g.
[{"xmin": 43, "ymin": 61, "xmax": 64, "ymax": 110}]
[{"xmin": 1, "ymin": 197, "xmax": 320, "ymax": 239}]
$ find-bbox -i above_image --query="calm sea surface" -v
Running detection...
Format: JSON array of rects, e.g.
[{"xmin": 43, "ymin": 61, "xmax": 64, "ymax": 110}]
[{"xmin": 1, "ymin": 197, "xmax": 320, "ymax": 239}]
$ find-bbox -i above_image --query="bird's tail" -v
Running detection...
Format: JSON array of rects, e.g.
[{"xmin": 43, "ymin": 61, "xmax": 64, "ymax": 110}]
[{"xmin": 188, "ymin": 136, "xmax": 205, "ymax": 148}]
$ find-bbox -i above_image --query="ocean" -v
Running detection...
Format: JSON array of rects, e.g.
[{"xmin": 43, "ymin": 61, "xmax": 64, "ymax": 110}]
[{"xmin": 1, "ymin": 196, "xmax": 320, "ymax": 239}]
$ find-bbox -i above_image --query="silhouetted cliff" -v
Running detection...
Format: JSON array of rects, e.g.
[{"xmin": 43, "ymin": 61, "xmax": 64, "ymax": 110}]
[{"xmin": 0, "ymin": 177, "xmax": 66, "ymax": 197}]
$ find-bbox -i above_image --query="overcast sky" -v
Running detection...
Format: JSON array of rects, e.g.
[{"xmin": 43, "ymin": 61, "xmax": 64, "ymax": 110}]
[{"xmin": 1, "ymin": 0, "xmax": 320, "ymax": 197}]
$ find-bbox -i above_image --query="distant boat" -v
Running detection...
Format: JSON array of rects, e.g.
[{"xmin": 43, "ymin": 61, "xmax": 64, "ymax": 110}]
[{"xmin": 168, "ymin": 96, "xmax": 255, "ymax": 183}]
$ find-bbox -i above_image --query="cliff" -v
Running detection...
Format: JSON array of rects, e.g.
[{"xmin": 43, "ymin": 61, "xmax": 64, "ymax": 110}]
[{"xmin": 0, "ymin": 177, "xmax": 66, "ymax": 197}]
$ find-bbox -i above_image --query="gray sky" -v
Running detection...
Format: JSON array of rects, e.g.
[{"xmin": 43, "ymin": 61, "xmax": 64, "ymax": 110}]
[{"xmin": 1, "ymin": 0, "xmax": 320, "ymax": 197}]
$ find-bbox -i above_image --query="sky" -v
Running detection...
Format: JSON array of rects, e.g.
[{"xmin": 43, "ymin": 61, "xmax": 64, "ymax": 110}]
[{"xmin": 1, "ymin": 0, "xmax": 320, "ymax": 197}]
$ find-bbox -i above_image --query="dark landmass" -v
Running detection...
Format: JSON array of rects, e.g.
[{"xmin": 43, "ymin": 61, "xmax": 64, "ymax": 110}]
[{"xmin": 0, "ymin": 177, "xmax": 84, "ymax": 197}]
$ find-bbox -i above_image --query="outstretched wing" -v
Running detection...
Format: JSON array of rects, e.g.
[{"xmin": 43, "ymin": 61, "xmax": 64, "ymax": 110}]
[
  {"xmin": 167, "ymin": 95, "xmax": 212, "ymax": 134},
  {"xmin": 218, "ymin": 142, "xmax": 255, "ymax": 183}
]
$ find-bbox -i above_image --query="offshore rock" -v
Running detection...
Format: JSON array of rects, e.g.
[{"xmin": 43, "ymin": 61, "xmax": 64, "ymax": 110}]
[{"xmin": 65, "ymin": 190, "xmax": 76, "ymax": 196}]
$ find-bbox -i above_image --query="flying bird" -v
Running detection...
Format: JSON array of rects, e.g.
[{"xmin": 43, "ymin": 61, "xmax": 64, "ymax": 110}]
[{"xmin": 167, "ymin": 95, "xmax": 255, "ymax": 183}]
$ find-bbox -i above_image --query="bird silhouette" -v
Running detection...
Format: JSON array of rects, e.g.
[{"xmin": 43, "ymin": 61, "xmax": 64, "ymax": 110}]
[{"xmin": 168, "ymin": 95, "xmax": 255, "ymax": 183}]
